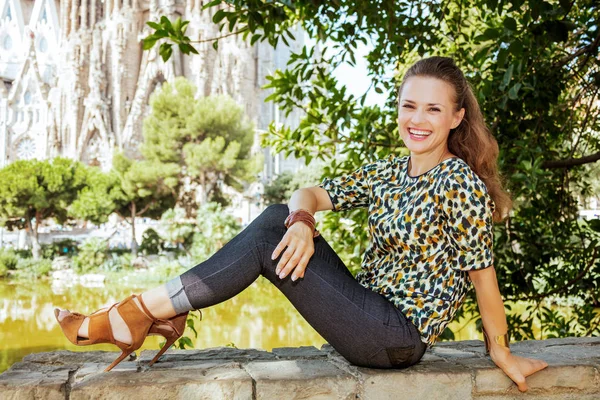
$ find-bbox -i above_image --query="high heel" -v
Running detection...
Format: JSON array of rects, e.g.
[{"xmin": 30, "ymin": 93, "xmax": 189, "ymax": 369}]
[
  {"xmin": 54, "ymin": 294, "xmax": 163, "ymax": 372},
  {"xmin": 146, "ymin": 311, "xmax": 197, "ymax": 366}
]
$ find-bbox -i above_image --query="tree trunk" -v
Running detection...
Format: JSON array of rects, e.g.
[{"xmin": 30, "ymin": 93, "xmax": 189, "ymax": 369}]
[
  {"xmin": 26, "ymin": 214, "xmax": 42, "ymax": 260},
  {"xmin": 130, "ymin": 201, "xmax": 138, "ymax": 256},
  {"xmin": 199, "ymin": 172, "xmax": 209, "ymax": 207}
]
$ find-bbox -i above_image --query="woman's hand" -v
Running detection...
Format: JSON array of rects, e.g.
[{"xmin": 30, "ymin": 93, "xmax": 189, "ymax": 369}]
[
  {"xmin": 271, "ymin": 222, "xmax": 315, "ymax": 281},
  {"xmin": 489, "ymin": 346, "xmax": 549, "ymax": 392}
]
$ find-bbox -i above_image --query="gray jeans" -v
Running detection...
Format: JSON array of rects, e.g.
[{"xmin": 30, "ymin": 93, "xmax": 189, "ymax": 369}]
[{"xmin": 166, "ymin": 204, "xmax": 427, "ymax": 368}]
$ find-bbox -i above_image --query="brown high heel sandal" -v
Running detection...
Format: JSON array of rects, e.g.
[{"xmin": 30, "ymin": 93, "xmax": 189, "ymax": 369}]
[
  {"xmin": 54, "ymin": 294, "xmax": 192, "ymax": 371},
  {"xmin": 482, "ymin": 326, "xmax": 510, "ymax": 355}
]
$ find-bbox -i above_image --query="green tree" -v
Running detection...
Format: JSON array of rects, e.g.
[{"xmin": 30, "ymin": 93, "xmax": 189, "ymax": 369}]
[
  {"xmin": 146, "ymin": 1, "xmax": 600, "ymax": 340},
  {"xmin": 263, "ymin": 171, "xmax": 295, "ymax": 206},
  {"xmin": 111, "ymin": 152, "xmax": 179, "ymax": 255},
  {"xmin": 142, "ymin": 78, "xmax": 264, "ymax": 217},
  {"xmin": 263, "ymin": 160, "xmax": 328, "ymax": 205},
  {"xmin": 0, "ymin": 158, "xmax": 88, "ymax": 259},
  {"xmin": 70, "ymin": 166, "xmax": 121, "ymax": 225}
]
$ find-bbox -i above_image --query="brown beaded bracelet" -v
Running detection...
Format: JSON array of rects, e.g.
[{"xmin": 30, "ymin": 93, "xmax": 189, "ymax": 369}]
[{"xmin": 284, "ymin": 209, "xmax": 321, "ymax": 238}]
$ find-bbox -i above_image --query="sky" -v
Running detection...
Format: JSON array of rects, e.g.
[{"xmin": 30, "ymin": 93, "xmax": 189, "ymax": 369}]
[
  {"xmin": 303, "ymin": 34, "xmax": 390, "ymax": 108},
  {"xmin": 331, "ymin": 41, "xmax": 389, "ymax": 108}
]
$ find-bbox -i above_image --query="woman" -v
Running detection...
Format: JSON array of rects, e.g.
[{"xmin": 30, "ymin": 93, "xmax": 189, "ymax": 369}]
[{"xmin": 55, "ymin": 56, "xmax": 548, "ymax": 391}]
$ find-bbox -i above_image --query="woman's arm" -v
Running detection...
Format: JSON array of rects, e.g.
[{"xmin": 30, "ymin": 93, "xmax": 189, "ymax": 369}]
[
  {"xmin": 469, "ymin": 266, "xmax": 549, "ymax": 392},
  {"xmin": 469, "ymin": 266, "xmax": 509, "ymax": 353}
]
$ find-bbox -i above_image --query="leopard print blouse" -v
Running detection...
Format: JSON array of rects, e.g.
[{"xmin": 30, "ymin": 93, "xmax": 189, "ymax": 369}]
[{"xmin": 318, "ymin": 154, "xmax": 495, "ymax": 348}]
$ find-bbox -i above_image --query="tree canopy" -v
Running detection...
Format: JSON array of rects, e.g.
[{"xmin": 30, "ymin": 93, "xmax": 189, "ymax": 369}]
[
  {"xmin": 142, "ymin": 78, "xmax": 264, "ymax": 215},
  {"xmin": 0, "ymin": 158, "xmax": 88, "ymax": 259}
]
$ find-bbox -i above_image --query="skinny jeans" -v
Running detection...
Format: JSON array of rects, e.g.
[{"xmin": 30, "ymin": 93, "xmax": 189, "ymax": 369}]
[{"xmin": 166, "ymin": 203, "xmax": 428, "ymax": 368}]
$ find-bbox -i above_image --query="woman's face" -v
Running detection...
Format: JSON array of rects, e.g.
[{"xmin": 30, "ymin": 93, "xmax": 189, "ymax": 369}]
[{"xmin": 397, "ymin": 76, "xmax": 465, "ymax": 157}]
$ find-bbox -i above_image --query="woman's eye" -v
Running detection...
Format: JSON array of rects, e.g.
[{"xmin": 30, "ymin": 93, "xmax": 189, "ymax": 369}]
[
  {"xmin": 401, "ymin": 104, "xmax": 413, "ymax": 108},
  {"xmin": 430, "ymin": 108, "xmax": 440, "ymax": 112}
]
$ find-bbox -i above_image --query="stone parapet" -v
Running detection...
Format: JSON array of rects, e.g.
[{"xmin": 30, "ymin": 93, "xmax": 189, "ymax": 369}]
[{"xmin": 0, "ymin": 337, "xmax": 598, "ymax": 399}]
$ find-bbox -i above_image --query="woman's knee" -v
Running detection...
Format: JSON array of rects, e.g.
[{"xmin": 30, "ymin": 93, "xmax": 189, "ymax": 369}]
[{"xmin": 255, "ymin": 203, "xmax": 289, "ymax": 230}]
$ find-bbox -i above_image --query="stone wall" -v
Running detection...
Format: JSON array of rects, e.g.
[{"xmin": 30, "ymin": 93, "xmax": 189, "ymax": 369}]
[{"xmin": 0, "ymin": 337, "xmax": 598, "ymax": 399}]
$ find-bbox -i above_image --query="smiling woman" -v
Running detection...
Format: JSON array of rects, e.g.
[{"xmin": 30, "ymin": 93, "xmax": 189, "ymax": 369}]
[{"xmin": 53, "ymin": 56, "xmax": 548, "ymax": 392}]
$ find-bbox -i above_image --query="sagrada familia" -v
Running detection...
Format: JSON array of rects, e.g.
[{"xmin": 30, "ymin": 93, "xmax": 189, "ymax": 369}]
[{"xmin": 0, "ymin": 0, "xmax": 303, "ymax": 181}]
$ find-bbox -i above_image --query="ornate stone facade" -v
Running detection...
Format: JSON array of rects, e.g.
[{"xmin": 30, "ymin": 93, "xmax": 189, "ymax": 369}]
[{"xmin": 0, "ymin": 0, "xmax": 303, "ymax": 181}]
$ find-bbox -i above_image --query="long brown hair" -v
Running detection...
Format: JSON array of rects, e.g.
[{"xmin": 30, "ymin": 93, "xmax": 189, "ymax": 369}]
[{"xmin": 397, "ymin": 56, "xmax": 512, "ymax": 222}]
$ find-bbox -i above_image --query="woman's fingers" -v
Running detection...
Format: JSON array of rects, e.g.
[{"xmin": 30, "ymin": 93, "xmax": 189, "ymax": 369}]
[
  {"xmin": 277, "ymin": 244, "xmax": 314, "ymax": 280},
  {"xmin": 514, "ymin": 354, "xmax": 549, "ymax": 378},
  {"xmin": 277, "ymin": 246, "xmax": 301, "ymax": 278},
  {"xmin": 272, "ymin": 224, "xmax": 315, "ymax": 280},
  {"xmin": 495, "ymin": 353, "xmax": 549, "ymax": 393},
  {"xmin": 291, "ymin": 252, "xmax": 314, "ymax": 280},
  {"xmin": 271, "ymin": 235, "xmax": 289, "ymax": 262}
]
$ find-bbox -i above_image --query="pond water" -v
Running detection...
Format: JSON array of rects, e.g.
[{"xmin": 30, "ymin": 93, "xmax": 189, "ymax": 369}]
[{"xmin": 0, "ymin": 277, "xmax": 587, "ymax": 373}]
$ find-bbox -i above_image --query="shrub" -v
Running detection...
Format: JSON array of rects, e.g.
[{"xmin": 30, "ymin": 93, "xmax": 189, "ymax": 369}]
[
  {"xmin": 190, "ymin": 202, "xmax": 241, "ymax": 260},
  {"xmin": 14, "ymin": 249, "xmax": 32, "ymax": 259},
  {"xmin": 72, "ymin": 238, "xmax": 109, "ymax": 274},
  {"xmin": 42, "ymin": 239, "xmax": 79, "ymax": 259},
  {"xmin": 140, "ymin": 228, "xmax": 164, "ymax": 255},
  {"xmin": 0, "ymin": 247, "xmax": 19, "ymax": 271},
  {"xmin": 15, "ymin": 258, "xmax": 53, "ymax": 278},
  {"xmin": 102, "ymin": 252, "xmax": 134, "ymax": 272}
]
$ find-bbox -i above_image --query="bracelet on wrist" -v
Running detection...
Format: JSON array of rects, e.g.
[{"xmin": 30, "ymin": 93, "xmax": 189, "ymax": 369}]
[{"xmin": 284, "ymin": 209, "xmax": 320, "ymax": 238}]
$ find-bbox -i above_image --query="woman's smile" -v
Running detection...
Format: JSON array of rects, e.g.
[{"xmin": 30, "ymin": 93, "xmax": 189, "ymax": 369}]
[{"xmin": 408, "ymin": 127, "xmax": 432, "ymax": 141}]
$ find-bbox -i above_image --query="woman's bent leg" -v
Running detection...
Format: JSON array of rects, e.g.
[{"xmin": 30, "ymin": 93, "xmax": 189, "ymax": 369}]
[{"xmin": 170, "ymin": 204, "xmax": 427, "ymax": 368}]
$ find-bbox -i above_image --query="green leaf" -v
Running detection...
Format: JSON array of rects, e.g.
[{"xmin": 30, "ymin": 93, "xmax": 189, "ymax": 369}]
[
  {"xmin": 508, "ymin": 82, "xmax": 522, "ymax": 100},
  {"xmin": 159, "ymin": 43, "xmax": 173, "ymax": 62},
  {"xmin": 213, "ymin": 10, "xmax": 227, "ymax": 24},
  {"xmin": 507, "ymin": 40, "xmax": 523, "ymax": 57},
  {"xmin": 173, "ymin": 17, "xmax": 182, "ymax": 33},
  {"xmin": 481, "ymin": 28, "xmax": 501, "ymax": 41},
  {"xmin": 160, "ymin": 16, "xmax": 173, "ymax": 33},
  {"xmin": 587, "ymin": 219, "xmax": 600, "ymax": 232},
  {"xmin": 503, "ymin": 17, "xmax": 517, "ymax": 32},
  {"xmin": 502, "ymin": 64, "xmax": 514, "ymax": 88},
  {"xmin": 143, "ymin": 36, "xmax": 159, "ymax": 50},
  {"xmin": 251, "ymin": 34, "xmax": 261, "ymax": 46},
  {"xmin": 202, "ymin": 0, "xmax": 221, "ymax": 10},
  {"xmin": 154, "ymin": 29, "xmax": 169, "ymax": 39},
  {"xmin": 146, "ymin": 21, "xmax": 161, "ymax": 30},
  {"xmin": 212, "ymin": 40, "xmax": 219, "ymax": 51},
  {"xmin": 228, "ymin": 16, "xmax": 237, "ymax": 33}
]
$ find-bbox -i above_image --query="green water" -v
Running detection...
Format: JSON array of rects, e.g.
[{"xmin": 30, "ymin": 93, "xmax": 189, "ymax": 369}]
[{"xmin": 0, "ymin": 277, "xmax": 590, "ymax": 373}]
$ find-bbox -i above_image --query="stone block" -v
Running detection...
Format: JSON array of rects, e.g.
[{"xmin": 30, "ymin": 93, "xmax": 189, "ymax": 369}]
[
  {"xmin": 360, "ymin": 366, "xmax": 473, "ymax": 400},
  {"xmin": 138, "ymin": 346, "xmax": 277, "ymax": 364},
  {"xmin": 23, "ymin": 350, "xmax": 126, "ymax": 366},
  {"xmin": 244, "ymin": 360, "xmax": 358, "ymax": 399},
  {"xmin": 70, "ymin": 365, "xmax": 253, "ymax": 400},
  {"xmin": 474, "ymin": 364, "xmax": 598, "ymax": 395},
  {"xmin": 271, "ymin": 346, "xmax": 328, "ymax": 360},
  {"xmin": 0, "ymin": 362, "xmax": 70, "ymax": 400}
]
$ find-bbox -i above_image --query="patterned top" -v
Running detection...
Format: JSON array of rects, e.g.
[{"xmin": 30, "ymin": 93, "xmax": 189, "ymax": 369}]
[{"xmin": 318, "ymin": 154, "xmax": 496, "ymax": 348}]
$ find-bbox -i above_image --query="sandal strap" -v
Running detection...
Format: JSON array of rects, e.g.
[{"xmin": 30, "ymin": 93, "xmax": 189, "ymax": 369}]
[
  {"xmin": 135, "ymin": 294, "xmax": 185, "ymax": 336},
  {"xmin": 134, "ymin": 294, "xmax": 158, "ymax": 320},
  {"xmin": 87, "ymin": 302, "xmax": 118, "ymax": 345},
  {"xmin": 115, "ymin": 295, "xmax": 155, "ymax": 349}
]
